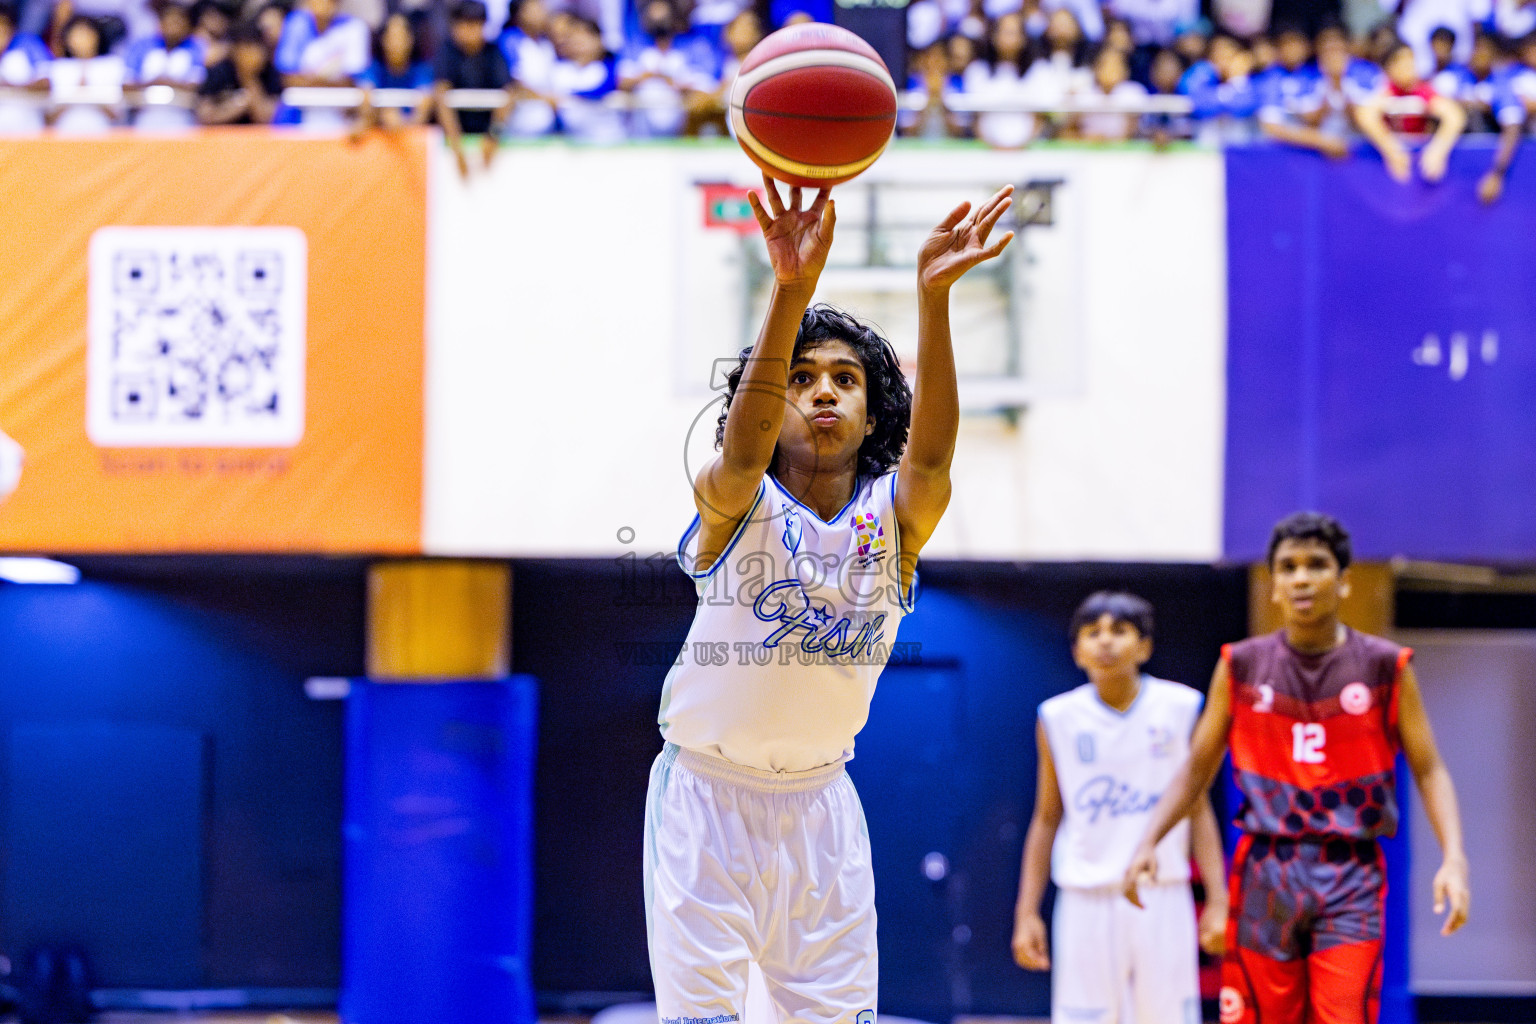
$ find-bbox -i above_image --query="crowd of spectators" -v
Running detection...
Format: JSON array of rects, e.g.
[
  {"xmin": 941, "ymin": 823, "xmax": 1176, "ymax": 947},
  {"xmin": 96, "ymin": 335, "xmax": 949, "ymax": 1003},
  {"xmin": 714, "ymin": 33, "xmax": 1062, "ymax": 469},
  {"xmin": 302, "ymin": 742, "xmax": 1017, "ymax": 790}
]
[
  {"xmin": 900, "ymin": 0, "xmax": 1536, "ymax": 193},
  {"xmin": 0, "ymin": 0, "xmax": 1533, "ymax": 190}
]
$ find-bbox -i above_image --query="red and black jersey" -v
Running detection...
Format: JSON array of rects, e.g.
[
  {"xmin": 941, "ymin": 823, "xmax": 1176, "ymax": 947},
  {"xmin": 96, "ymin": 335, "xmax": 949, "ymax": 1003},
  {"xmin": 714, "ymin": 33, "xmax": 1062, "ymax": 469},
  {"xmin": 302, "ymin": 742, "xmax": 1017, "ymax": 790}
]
[{"xmin": 1224, "ymin": 628, "xmax": 1410, "ymax": 840}]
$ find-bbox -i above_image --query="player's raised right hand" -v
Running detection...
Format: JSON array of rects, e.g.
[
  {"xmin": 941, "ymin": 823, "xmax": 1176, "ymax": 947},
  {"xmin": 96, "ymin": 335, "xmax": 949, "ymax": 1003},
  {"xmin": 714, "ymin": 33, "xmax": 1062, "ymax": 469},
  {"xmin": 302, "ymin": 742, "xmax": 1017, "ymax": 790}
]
[
  {"xmin": 747, "ymin": 173, "xmax": 834, "ymax": 291},
  {"xmin": 1122, "ymin": 845, "xmax": 1158, "ymax": 908},
  {"xmin": 1012, "ymin": 913, "xmax": 1050, "ymax": 971}
]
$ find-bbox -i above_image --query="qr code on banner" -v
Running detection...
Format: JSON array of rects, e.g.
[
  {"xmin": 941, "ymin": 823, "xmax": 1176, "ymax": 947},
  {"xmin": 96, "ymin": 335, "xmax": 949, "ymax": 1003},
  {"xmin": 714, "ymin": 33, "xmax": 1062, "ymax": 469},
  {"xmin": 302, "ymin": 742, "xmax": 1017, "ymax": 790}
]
[{"xmin": 87, "ymin": 227, "xmax": 307, "ymax": 447}]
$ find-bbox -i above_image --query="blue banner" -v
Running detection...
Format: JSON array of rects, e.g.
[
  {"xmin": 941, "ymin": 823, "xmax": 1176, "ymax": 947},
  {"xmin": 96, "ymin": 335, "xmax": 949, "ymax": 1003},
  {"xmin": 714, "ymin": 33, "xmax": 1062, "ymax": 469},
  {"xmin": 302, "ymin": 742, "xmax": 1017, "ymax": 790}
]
[{"xmin": 1224, "ymin": 143, "xmax": 1536, "ymax": 562}]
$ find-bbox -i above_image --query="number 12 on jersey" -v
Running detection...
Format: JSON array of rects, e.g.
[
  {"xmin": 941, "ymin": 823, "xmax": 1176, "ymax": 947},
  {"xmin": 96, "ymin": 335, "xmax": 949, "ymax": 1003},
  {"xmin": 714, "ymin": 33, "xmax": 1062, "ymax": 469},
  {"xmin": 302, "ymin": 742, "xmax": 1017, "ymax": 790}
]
[{"xmin": 1291, "ymin": 722, "xmax": 1326, "ymax": 764}]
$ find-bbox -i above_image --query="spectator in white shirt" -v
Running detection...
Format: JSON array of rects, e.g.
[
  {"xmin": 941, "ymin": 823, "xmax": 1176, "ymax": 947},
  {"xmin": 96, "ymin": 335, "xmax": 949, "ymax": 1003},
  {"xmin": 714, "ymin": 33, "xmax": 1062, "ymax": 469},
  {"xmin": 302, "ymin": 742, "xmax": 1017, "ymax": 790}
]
[
  {"xmin": 549, "ymin": 14, "xmax": 620, "ymax": 141},
  {"xmin": 1021, "ymin": 6, "xmax": 1093, "ymax": 131},
  {"xmin": 1076, "ymin": 44, "xmax": 1148, "ymax": 138},
  {"xmin": 501, "ymin": 0, "xmax": 559, "ymax": 134},
  {"xmin": 49, "ymin": 14, "xmax": 125, "ymax": 133},
  {"xmin": 275, "ymin": 0, "xmax": 369, "ymax": 86},
  {"xmin": 965, "ymin": 10, "xmax": 1036, "ymax": 146}
]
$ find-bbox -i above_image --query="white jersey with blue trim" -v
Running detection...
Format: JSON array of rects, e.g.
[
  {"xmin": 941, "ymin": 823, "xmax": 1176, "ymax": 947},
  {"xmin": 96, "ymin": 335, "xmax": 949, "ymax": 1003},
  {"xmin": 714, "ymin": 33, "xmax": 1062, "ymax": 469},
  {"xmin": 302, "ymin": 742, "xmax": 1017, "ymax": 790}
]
[
  {"xmin": 1039, "ymin": 676, "xmax": 1204, "ymax": 890},
  {"xmin": 658, "ymin": 470, "xmax": 916, "ymax": 773}
]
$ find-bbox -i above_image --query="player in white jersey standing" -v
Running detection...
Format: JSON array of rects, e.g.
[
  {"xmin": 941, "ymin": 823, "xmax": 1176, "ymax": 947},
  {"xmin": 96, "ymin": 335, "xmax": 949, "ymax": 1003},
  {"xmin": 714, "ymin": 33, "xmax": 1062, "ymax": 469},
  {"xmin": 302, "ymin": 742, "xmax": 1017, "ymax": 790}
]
[
  {"xmin": 1012, "ymin": 591, "xmax": 1228, "ymax": 1024},
  {"xmin": 646, "ymin": 175, "xmax": 1015, "ymax": 1024}
]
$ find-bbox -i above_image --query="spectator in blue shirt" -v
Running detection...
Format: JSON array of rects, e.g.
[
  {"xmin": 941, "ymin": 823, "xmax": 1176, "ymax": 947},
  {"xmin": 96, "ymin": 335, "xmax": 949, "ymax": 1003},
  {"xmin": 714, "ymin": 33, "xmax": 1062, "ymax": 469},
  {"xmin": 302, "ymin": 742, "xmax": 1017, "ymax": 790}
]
[
  {"xmin": 126, "ymin": 0, "xmax": 205, "ymax": 129},
  {"xmin": 499, "ymin": 0, "xmax": 555, "ymax": 82},
  {"xmin": 549, "ymin": 14, "xmax": 620, "ymax": 141},
  {"xmin": 619, "ymin": 0, "xmax": 715, "ymax": 137},
  {"xmin": 1258, "ymin": 25, "xmax": 1352, "ymax": 158},
  {"xmin": 1255, "ymin": 24, "xmax": 1319, "ymax": 120},
  {"xmin": 1178, "ymin": 31, "xmax": 1258, "ymax": 141},
  {"xmin": 275, "ymin": 0, "xmax": 369, "ymax": 86},
  {"xmin": 680, "ymin": 6, "xmax": 760, "ymax": 136},
  {"xmin": 354, "ymin": 12, "xmax": 432, "ymax": 132},
  {"xmin": 0, "ymin": 0, "xmax": 50, "ymax": 132},
  {"xmin": 1428, "ymin": 25, "xmax": 1476, "ymax": 101},
  {"xmin": 359, "ymin": 13, "xmax": 431, "ymax": 90},
  {"xmin": 1478, "ymin": 31, "xmax": 1536, "ymax": 202}
]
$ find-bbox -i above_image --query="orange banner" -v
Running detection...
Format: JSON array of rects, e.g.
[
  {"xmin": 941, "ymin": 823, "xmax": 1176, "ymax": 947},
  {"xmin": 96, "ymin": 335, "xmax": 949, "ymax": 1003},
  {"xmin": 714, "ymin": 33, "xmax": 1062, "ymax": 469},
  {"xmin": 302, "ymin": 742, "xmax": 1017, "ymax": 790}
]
[{"xmin": 0, "ymin": 129, "xmax": 426, "ymax": 553}]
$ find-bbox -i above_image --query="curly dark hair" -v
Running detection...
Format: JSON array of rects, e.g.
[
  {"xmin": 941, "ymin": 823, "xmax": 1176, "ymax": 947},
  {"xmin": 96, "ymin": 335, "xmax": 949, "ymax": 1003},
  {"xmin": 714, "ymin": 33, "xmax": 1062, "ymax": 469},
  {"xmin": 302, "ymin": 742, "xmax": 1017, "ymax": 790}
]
[
  {"xmin": 715, "ymin": 304, "xmax": 912, "ymax": 479},
  {"xmin": 1267, "ymin": 511, "xmax": 1352, "ymax": 571}
]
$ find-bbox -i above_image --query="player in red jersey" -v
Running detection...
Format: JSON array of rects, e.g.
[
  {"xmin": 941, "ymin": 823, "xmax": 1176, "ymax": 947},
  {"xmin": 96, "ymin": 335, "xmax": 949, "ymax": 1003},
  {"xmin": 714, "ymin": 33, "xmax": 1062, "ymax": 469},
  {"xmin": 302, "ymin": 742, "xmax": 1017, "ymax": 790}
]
[{"xmin": 1121, "ymin": 512, "xmax": 1470, "ymax": 1024}]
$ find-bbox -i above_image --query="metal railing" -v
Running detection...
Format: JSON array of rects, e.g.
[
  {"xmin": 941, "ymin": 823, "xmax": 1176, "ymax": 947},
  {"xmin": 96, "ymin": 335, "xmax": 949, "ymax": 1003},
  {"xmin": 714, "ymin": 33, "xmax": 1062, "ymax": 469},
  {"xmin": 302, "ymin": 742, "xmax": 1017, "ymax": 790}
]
[{"xmin": 0, "ymin": 83, "xmax": 1433, "ymax": 118}]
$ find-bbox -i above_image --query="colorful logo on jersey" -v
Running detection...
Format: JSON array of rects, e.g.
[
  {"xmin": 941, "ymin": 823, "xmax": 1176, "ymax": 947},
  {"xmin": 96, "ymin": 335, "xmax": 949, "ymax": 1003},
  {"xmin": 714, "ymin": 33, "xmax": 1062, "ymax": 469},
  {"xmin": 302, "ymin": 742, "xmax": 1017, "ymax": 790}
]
[
  {"xmin": 1340, "ymin": 681, "xmax": 1373, "ymax": 715},
  {"xmin": 855, "ymin": 1010, "xmax": 874, "ymax": 1024},
  {"xmin": 1148, "ymin": 725, "xmax": 1173, "ymax": 758},
  {"xmin": 1076, "ymin": 733, "xmax": 1095, "ymax": 763},
  {"xmin": 854, "ymin": 512, "xmax": 885, "ymax": 557},
  {"xmin": 1218, "ymin": 987, "xmax": 1245, "ymax": 1024},
  {"xmin": 781, "ymin": 505, "xmax": 802, "ymax": 556}
]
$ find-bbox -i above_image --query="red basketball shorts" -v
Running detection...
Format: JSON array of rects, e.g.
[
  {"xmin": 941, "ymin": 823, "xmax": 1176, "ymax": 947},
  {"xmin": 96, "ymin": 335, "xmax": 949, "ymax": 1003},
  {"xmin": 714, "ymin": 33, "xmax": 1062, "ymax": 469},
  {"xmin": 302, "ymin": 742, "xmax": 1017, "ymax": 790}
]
[{"xmin": 1219, "ymin": 833, "xmax": 1386, "ymax": 1024}]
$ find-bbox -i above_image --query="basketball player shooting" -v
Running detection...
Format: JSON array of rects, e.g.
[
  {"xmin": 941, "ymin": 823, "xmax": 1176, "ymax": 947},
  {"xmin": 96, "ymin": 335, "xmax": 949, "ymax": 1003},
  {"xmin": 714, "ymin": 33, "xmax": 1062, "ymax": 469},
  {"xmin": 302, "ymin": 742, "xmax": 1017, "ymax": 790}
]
[
  {"xmin": 643, "ymin": 175, "xmax": 1013, "ymax": 1024},
  {"xmin": 1122, "ymin": 513, "xmax": 1471, "ymax": 1024}
]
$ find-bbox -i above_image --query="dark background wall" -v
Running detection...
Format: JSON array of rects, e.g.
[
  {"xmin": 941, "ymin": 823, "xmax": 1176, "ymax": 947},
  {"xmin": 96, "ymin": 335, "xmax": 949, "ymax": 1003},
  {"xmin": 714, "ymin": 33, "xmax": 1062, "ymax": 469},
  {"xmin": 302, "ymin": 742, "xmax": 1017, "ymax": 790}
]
[
  {"xmin": 1, "ymin": 557, "xmax": 1523, "ymax": 1019},
  {"xmin": 0, "ymin": 558, "xmax": 364, "ymax": 989},
  {"xmin": 513, "ymin": 557, "xmax": 1251, "ymax": 1018}
]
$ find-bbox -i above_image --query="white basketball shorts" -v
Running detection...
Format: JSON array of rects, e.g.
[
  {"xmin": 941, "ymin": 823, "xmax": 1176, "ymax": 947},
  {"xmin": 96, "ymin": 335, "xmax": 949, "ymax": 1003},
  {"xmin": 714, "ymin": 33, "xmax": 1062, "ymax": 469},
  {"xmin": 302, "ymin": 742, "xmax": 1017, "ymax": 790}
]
[
  {"xmin": 1052, "ymin": 883, "xmax": 1200, "ymax": 1024},
  {"xmin": 644, "ymin": 743, "xmax": 878, "ymax": 1024}
]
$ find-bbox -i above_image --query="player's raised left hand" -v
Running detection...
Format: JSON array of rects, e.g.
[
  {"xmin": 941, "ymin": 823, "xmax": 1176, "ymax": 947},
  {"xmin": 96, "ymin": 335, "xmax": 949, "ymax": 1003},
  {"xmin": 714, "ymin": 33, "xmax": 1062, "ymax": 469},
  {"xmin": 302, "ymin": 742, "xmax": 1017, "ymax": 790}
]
[
  {"xmin": 1433, "ymin": 854, "xmax": 1470, "ymax": 935},
  {"xmin": 917, "ymin": 184, "xmax": 1015, "ymax": 293}
]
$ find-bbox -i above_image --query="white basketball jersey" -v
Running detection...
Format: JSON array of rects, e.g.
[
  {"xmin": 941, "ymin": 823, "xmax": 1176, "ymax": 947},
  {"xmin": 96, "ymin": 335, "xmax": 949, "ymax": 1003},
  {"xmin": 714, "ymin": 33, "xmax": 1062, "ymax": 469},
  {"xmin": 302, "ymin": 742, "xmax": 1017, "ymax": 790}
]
[
  {"xmin": 1039, "ymin": 677, "xmax": 1204, "ymax": 890},
  {"xmin": 658, "ymin": 470, "xmax": 915, "ymax": 773}
]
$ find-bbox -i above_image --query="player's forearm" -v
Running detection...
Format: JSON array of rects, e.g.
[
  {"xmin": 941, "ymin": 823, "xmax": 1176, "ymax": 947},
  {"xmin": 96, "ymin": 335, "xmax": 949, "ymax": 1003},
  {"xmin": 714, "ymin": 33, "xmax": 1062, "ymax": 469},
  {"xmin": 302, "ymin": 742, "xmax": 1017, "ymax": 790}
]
[
  {"xmin": 1140, "ymin": 754, "xmax": 1218, "ymax": 850},
  {"xmin": 1015, "ymin": 813, "xmax": 1058, "ymax": 919},
  {"xmin": 1414, "ymin": 759, "xmax": 1467, "ymax": 864},
  {"xmin": 1190, "ymin": 798, "xmax": 1228, "ymax": 907},
  {"xmin": 905, "ymin": 286, "xmax": 959, "ymax": 474},
  {"xmin": 719, "ymin": 282, "xmax": 813, "ymax": 468}
]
